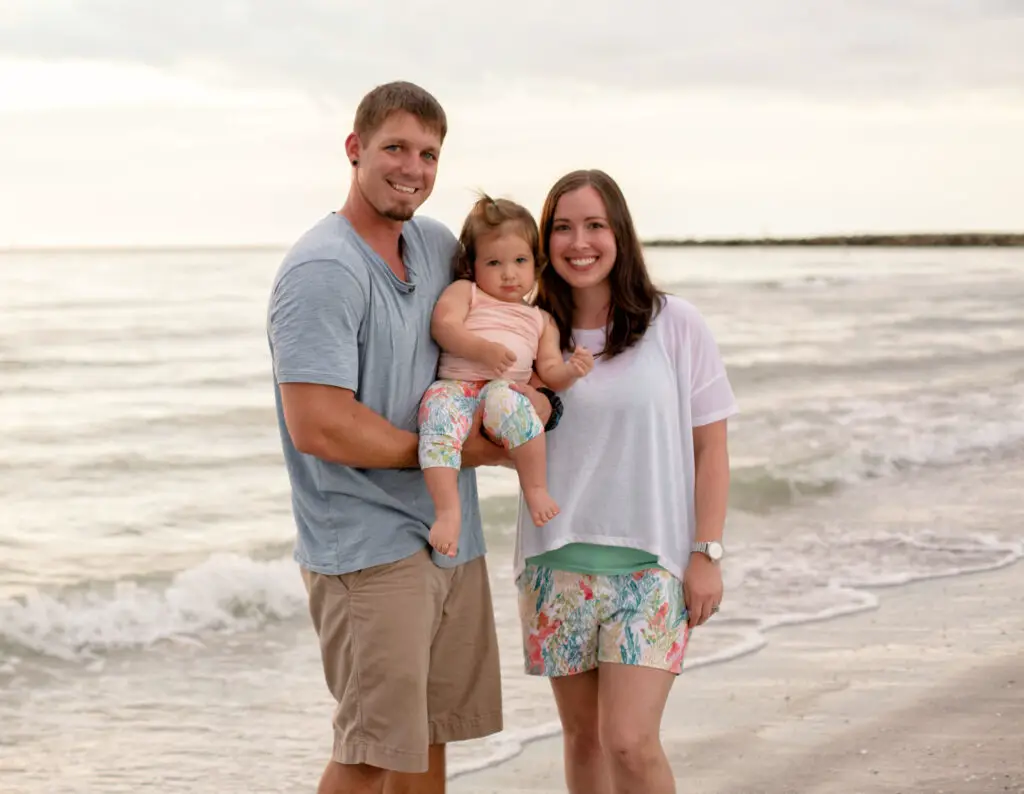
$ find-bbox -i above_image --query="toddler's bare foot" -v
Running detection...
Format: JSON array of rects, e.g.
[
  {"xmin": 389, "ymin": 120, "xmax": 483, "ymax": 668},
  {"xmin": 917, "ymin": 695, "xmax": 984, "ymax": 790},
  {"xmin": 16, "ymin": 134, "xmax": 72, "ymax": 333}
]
[
  {"xmin": 429, "ymin": 511, "xmax": 461, "ymax": 558},
  {"xmin": 523, "ymin": 486, "xmax": 560, "ymax": 527}
]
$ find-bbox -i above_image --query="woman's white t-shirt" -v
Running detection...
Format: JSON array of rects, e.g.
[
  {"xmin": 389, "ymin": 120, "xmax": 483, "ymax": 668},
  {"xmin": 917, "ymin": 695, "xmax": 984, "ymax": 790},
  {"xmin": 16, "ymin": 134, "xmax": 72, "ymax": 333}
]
[{"xmin": 513, "ymin": 294, "xmax": 739, "ymax": 582}]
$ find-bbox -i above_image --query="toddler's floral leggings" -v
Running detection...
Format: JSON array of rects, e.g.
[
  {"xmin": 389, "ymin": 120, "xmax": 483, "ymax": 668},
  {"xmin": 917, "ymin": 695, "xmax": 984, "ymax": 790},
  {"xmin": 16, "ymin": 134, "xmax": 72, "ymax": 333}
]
[{"xmin": 418, "ymin": 378, "xmax": 543, "ymax": 469}]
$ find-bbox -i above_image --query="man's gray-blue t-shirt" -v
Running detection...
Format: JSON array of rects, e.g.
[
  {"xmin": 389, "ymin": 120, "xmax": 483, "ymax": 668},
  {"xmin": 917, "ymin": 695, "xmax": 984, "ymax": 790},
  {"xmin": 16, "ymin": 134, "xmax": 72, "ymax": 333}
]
[{"xmin": 267, "ymin": 212, "xmax": 484, "ymax": 575}]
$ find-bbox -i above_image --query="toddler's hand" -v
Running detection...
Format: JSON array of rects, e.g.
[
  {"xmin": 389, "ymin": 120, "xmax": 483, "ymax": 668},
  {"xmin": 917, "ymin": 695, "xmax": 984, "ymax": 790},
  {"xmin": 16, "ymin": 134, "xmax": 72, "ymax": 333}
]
[
  {"xmin": 568, "ymin": 346, "xmax": 594, "ymax": 378},
  {"xmin": 482, "ymin": 342, "xmax": 518, "ymax": 377}
]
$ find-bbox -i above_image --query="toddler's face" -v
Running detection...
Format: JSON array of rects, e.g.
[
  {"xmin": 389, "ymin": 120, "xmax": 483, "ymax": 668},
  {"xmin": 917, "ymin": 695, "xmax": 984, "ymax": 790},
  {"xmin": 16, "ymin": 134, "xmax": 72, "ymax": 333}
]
[{"xmin": 473, "ymin": 230, "xmax": 536, "ymax": 303}]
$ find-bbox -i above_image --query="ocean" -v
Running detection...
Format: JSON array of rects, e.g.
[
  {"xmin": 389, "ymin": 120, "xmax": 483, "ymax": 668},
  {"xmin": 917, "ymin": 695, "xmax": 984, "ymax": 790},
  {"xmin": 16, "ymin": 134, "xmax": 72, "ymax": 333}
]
[{"xmin": 1, "ymin": 245, "xmax": 1022, "ymax": 792}]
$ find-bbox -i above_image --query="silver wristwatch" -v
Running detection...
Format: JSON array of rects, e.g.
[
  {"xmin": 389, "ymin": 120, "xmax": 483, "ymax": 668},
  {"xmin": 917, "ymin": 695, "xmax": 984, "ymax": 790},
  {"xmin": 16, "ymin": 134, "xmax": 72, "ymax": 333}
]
[{"xmin": 691, "ymin": 541, "xmax": 724, "ymax": 562}]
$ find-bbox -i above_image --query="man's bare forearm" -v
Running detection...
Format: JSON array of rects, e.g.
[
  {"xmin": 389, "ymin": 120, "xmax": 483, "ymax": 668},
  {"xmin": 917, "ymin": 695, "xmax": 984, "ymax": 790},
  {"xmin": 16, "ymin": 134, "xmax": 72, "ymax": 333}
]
[
  {"xmin": 295, "ymin": 399, "xmax": 419, "ymax": 469},
  {"xmin": 693, "ymin": 444, "xmax": 730, "ymax": 542}
]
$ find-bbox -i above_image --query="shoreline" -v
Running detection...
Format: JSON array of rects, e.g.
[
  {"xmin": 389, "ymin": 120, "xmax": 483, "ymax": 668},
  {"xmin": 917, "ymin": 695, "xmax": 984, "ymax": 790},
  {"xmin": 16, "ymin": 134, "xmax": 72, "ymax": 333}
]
[
  {"xmin": 643, "ymin": 233, "xmax": 1024, "ymax": 247},
  {"xmin": 449, "ymin": 556, "xmax": 1024, "ymax": 792}
]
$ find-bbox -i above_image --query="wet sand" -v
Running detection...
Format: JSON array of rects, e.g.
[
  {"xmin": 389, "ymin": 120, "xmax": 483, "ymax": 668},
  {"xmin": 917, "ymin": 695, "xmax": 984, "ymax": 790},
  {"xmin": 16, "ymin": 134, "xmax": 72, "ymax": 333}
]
[{"xmin": 451, "ymin": 561, "xmax": 1024, "ymax": 793}]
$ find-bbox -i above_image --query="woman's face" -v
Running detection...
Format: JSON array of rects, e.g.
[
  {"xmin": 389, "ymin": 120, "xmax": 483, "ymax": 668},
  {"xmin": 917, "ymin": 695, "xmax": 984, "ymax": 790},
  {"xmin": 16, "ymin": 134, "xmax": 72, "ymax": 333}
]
[{"xmin": 547, "ymin": 185, "xmax": 617, "ymax": 292}]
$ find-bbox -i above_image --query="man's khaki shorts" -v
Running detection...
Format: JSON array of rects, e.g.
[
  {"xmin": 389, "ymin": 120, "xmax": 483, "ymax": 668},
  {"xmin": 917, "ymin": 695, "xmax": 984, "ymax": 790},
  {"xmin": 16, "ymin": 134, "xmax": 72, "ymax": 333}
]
[{"xmin": 301, "ymin": 548, "xmax": 503, "ymax": 774}]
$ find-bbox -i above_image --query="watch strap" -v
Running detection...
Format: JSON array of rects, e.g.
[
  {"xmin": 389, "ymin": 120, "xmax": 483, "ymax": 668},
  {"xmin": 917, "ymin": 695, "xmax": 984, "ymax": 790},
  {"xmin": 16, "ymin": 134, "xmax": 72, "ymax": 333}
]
[{"xmin": 537, "ymin": 387, "xmax": 563, "ymax": 432}]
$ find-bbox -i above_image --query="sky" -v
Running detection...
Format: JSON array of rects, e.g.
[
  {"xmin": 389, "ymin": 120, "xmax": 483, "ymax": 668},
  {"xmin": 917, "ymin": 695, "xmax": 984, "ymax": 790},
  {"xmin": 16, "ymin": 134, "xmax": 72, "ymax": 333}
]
[{"xmin": 1, "ymin": 1, "xmax": 1022, "ymax": 247}]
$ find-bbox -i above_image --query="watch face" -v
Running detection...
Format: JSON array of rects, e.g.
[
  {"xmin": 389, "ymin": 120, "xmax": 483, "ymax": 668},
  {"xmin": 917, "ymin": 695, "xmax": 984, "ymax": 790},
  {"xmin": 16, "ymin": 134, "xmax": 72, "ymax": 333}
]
[{"xmin": 707, "ymin": 542, "xmax": 724, "ymax": 561}]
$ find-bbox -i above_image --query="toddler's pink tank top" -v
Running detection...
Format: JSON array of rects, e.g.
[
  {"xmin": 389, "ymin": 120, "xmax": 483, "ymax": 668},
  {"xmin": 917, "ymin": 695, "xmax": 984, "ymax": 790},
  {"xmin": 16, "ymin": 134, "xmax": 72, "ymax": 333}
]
[{"xmin": 438, "ymin": 283, "xmax": 545, "ymax": 384}]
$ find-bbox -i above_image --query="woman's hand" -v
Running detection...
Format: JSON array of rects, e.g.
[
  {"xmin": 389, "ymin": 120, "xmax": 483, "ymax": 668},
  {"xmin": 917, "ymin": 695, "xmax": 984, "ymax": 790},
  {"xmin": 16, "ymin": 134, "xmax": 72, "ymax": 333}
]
[{"xmin": 683, "ymin": 553, "xmax": 723, "ymax": 628}]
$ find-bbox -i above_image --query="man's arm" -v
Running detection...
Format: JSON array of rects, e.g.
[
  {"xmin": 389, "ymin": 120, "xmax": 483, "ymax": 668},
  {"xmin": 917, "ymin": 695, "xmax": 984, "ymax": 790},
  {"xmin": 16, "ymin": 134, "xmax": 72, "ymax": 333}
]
[
  {"xmin": 283, "ymin": 379, "xmax": 512, "ymax": 470},
  {"xmin": 270, "ymin": 260, "xmax": 421, "ymax": 469},
  {"xmin": 282, "ymin": 380, "xmax": 509, "ymax": 470},
  {"xmin": 461, "ymin": 410, "xmax": 511, "ymax": 468},
  {"xmin": 280, "ymin": 383, "xmax": 419, "ymax": 469}
]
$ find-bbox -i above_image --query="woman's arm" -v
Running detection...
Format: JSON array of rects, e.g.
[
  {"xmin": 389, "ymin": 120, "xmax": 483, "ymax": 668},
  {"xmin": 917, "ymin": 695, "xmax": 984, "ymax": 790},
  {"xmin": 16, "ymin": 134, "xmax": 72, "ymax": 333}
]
[
  {"xmin": 692, "ymin": 419, "xmax": 730, "ymax": 545},
  {"xmin": 684, "ymin": 418, "xmax": 730, "ymax": 628}
]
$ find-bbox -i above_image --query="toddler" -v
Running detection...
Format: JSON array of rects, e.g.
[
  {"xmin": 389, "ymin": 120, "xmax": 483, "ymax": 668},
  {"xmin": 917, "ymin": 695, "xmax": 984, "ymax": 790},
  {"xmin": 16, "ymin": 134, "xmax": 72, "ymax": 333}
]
[{"xmin": 419, "ymin": 195, "xmax": 594, "ymax": 557}]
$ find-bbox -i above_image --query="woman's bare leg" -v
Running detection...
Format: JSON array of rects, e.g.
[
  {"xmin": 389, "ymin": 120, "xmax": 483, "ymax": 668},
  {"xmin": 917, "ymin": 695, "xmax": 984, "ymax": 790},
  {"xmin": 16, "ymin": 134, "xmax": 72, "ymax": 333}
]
[
  {"xmin": 598, "ymin": 663, "xmax": 677, "ymax": 794},
  {"xmin": 549, "ymin": 670, "xmax": 612, "ymax": 794}
]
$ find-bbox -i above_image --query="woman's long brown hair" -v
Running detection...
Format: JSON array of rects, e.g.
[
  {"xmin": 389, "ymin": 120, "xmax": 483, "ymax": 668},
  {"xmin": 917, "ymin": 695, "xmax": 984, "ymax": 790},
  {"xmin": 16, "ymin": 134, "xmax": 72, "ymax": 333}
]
[{"xmin": 535, "ymin": 169, "xmax": 663, "ymax": 358}]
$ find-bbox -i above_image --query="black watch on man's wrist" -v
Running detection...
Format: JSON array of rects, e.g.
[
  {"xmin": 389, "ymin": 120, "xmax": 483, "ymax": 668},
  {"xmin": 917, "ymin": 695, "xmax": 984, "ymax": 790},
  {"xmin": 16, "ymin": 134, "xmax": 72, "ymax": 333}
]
[{"xmin": 537, "ymin": 387, "xmax": 563, "ymax": 432}]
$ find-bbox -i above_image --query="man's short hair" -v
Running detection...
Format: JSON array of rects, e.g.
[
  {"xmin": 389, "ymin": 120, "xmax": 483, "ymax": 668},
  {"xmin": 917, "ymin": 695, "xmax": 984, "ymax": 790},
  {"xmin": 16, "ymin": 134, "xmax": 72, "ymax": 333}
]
[{"xmin": 354, "ymin": 81, "xmax": 447, "ymax": 142}]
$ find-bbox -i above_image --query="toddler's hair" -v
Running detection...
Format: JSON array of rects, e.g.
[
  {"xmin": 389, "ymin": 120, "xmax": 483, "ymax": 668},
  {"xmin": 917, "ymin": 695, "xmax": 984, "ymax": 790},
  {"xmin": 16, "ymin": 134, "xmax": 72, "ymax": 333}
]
[{"xmin": 454, "ymin": 194, "xmax": 544, "ymax": 281}]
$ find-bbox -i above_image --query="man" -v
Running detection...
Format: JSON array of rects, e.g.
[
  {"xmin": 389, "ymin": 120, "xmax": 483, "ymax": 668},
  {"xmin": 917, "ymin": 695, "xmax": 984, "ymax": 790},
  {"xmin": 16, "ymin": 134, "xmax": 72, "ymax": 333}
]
[{"xmin": 266, "ymin": 81, "xmax": 554, "ymax": 794}]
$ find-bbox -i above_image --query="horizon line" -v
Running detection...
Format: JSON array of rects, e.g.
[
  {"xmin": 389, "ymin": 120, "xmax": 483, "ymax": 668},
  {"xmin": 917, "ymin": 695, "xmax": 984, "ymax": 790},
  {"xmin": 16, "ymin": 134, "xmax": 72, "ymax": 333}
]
[{"xmin": 2, "ymin": 231, "xmax": 1023, "ymax": 254}]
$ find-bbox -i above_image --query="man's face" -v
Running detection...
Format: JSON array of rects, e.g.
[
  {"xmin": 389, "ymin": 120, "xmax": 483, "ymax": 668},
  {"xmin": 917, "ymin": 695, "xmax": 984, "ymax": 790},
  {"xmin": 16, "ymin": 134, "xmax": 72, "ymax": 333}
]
[{"xmin": 352, "ymin": 111, "xmax": 442, "ymax": 222}]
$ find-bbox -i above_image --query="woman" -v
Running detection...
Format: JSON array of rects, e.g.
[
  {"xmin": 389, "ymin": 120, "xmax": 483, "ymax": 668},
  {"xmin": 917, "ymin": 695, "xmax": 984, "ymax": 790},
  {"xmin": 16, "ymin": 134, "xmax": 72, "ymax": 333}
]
[{"xmin": 515, "ymin": 169, "xmax": 738, "ymax": 794}]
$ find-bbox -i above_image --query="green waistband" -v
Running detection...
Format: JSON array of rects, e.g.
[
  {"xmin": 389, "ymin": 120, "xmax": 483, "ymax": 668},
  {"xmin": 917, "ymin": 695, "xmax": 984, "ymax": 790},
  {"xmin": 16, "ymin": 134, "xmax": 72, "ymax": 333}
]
[{"xmin": 526, "ymin": 542, "xmax": 662, "ymax": 576}]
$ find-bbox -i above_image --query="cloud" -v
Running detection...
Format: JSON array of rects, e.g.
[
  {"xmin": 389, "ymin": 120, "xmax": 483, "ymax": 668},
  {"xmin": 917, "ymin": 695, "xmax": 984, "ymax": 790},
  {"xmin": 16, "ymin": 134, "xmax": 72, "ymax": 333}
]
[{"xmin": 2, "ymin": 0, "xmax": 1022, "ymax": 101}]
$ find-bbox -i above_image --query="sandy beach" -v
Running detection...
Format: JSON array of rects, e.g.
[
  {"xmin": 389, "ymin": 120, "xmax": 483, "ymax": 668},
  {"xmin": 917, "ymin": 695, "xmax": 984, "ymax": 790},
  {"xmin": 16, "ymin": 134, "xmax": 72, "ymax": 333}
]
[{"xmin": 451, "ymin": 561, "xmax": 1024, "ymax": 794}]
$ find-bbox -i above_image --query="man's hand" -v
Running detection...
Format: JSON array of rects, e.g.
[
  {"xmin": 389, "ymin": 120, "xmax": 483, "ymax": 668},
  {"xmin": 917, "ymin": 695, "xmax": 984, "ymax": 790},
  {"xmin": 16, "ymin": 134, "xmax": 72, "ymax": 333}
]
[
  {"xmin": 509, "ymin": 382, "xmax": 553, "ymax": 427},
  {"xmin": 461, "ymin": 407, "xmax": 510, "ymax": 468},
  {"xmin": 462, "ymin": 383, "xmax": 553, "ymax": 468}
]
